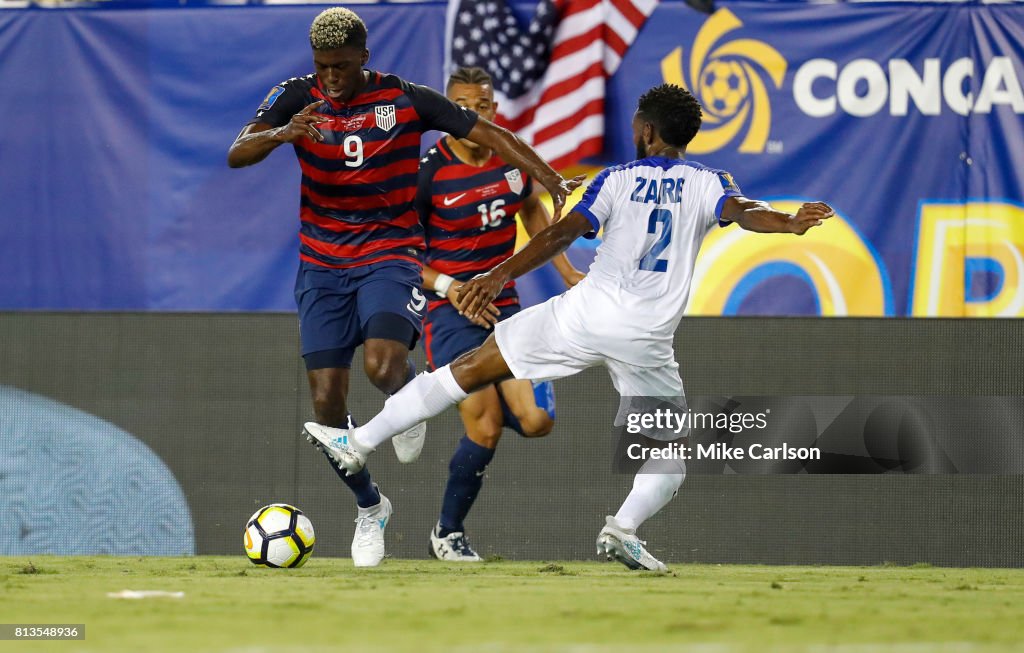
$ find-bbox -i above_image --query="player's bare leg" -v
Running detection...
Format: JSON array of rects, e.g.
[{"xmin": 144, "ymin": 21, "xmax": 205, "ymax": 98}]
[
  {"xmin": 364, "ymin": 337, "xmax": 426, "ymax": 463},
  {"xmin": 307, "ymin": 367, "xmax": 350, "ymax": 427},
  {"xmin": 496, "ymin": 378, "xmax": 553, "ymax": 438},
  {"xmin": 459, "ymin": 387, "xmax": 505, "ymax": 449},
  {"xmin": 304, "ymin": 335, "xmax": 513, "ymax": 473},
  {"xmin": 450, "ymin": 334, "xmax": 515, "ymax": 390},
  {"xmin": 363, "ymin": 338, "xmax": 413, "ymax": 395}
]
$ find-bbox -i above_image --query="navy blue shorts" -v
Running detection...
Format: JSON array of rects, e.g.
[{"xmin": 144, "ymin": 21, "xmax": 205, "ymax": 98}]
[
  {"xmin": 295, "ymin": 260, "xmax": 426, "ymax": 368},
  {"xmin": 423, "ymin": 301, "xmax": 520, "ymax": 371}
]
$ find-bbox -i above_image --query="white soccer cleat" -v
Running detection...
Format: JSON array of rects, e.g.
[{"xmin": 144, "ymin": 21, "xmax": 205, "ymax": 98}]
[
  {"xmin": 392, "ymin": 420, "xmax": 426, "ymax": 464},
  {"xmin": 596, "ymin": 516, "xmax": 668, "ymax": 572},
  {"xmin": 352, "ymin": 493, "xmax": 392, "ymax": 568},
  {"xmin": 303, "ymin": 422, "xmax": 371, "ymax": 475},
  {"xmin": 428, "ymin": 523, "xmax": 482, "ymax": 562}
]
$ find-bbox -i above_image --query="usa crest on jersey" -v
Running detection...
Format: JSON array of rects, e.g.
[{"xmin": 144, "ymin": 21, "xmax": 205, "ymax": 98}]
[
  {"xmin": 504, "ymin": 169, "xmax": 524, "ymax": 194},
  {"xmin": 375, "ymin": 105, "xmax": 397, "ymax": 132}
]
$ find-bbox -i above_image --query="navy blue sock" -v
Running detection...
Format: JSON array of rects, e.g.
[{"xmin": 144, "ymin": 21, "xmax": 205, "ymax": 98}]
[
  {"xmin": 439, "ymin": 436, "xmax": 495, "ymax": 536},
  {"xmin": 329, "ymin": 458, "xmax": 380, "ymax": 508},
  {"xmin": 322, "ymin": 414, "xmax": 380, "ymax": 508}
]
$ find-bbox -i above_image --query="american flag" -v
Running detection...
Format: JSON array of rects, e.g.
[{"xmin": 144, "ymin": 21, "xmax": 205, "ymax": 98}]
[{"xmin": 446, "ymin": 0, "xmax": 659, "ymax": 170}]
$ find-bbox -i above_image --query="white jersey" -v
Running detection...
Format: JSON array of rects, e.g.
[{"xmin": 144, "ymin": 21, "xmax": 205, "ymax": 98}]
[{"xmin": 557, "ymin": 156, "xmax": 740, "ymax": 366}]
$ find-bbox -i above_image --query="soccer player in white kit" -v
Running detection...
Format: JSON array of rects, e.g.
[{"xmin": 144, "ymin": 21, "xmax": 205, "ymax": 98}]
[{"xmin": 304, "ymin": 84, "xmax": 833, "ymax": 571}]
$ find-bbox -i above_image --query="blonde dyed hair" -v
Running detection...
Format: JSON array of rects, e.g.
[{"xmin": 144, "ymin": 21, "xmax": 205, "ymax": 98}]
[{"xmin": 309, "ymin": 7, "xmax": 367, "ymax": 51}]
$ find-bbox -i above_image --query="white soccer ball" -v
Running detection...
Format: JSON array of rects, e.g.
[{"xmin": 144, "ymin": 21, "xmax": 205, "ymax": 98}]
[{"xmin": 243, "ymin": 504, "xmax": 315, "ymax": 568}]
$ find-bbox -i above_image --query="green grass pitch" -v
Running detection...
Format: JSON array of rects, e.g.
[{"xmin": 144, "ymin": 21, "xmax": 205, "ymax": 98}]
[{"xmin": 1, "ymin": 556, "xmax": 1022, "ymax": 652}]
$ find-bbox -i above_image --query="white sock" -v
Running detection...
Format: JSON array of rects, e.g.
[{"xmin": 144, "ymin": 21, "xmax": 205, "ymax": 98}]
[
  {"xmin": 353, "ymin": 365, "xmax": 468, "ymax": 450},
  {"xmin": 613, "ymin": 458, "xmax": 686, "ymax": 531}
]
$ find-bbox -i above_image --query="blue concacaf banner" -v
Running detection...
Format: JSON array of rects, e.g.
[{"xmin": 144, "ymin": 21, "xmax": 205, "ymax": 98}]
[
  {"xmin": 0, "ymin": 2, "xmax": 1021, "ymax": 316},
  {"xmin": 606, "ymin": 1, "xmax": 1023, "ymax": 317}
]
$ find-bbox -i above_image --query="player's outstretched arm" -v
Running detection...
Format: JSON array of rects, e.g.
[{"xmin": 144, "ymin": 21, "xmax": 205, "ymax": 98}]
[
  {"xmin": 459, "ymin": 212, "xmax": 592, "ymax": 320},
  {"xmin": 465, "ymin": 120, "xmax": 586, "ymax": 220},
  {"xmin": 722, "ymin": 197, "xmax": 834, "ymax": 235},
  {"xmin": 422, "ymin": 265, "xmax": 501, "ymax": 329},
  {"xmin": 520, "ymin": 191, "xmax": 586, "ymax": 288},
  {"xmin": 227, "ymin": 101, "xmax": 328, "ymax": 168}
]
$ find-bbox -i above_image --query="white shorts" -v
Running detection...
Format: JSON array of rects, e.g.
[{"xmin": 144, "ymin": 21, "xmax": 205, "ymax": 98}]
[{"xmin": 494, "ymin": 296, "xmax": 685, "ymax": 430}]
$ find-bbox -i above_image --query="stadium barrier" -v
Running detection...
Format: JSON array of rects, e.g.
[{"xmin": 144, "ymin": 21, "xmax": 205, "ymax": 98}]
[{"xmin": 2, "ymin": 312, "xmax": 1021, "ymax": 566}]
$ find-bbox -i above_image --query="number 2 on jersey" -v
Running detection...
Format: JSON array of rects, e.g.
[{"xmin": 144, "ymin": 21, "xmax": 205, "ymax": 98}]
[{"xmin": 639, "ymin": 208, "xmax": 672, "ymax": 272}]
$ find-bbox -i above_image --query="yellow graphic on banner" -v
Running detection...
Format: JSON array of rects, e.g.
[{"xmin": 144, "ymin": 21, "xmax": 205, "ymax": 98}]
[
  {"xmin": 910, "ymin": 202, "xmax": 1024, "ymax": 317},
  {"xmin": 661, "ymin": 8, "xmax": 787, "ymax": 154},
  {"xmin": 517, "ymin": 165, "xmax": 603, "ymax": 249},
  {"xmin": 687, "ymin": 202, "xmax": 889, "ymax": 316}
]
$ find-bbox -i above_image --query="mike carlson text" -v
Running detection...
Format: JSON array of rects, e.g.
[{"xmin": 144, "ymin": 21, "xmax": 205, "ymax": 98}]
[{"xmin": 626, "ymin": 442, "xmax": 822, "ymax": 461}]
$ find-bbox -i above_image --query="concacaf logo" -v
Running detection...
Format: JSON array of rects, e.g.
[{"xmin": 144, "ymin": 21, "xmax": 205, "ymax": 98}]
[{"xmin": 661, "ymin": 9, "xmax": 786, "ymax": 154}]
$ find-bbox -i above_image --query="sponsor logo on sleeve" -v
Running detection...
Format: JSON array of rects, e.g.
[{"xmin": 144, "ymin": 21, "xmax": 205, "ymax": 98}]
[
  {"xmin": 258, "ymin": 86, "xmax": 286, "ymax": 112},
  {"xmin": 718, "ymin": 172, "xmax": 739, "ymax": 192}
]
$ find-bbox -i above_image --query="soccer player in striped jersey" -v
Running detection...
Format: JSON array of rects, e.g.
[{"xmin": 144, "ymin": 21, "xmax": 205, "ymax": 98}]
[
  {"xmin": 416, "ymin": 67, "xmax": 585, "ymax": 561},
  {"xmin": 228, "ymin": 7, "xmax": 583, "ymax": 568},
  {"xmin": 304, "ymin": 83, "xmax": 832, "ymax": 571}
]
